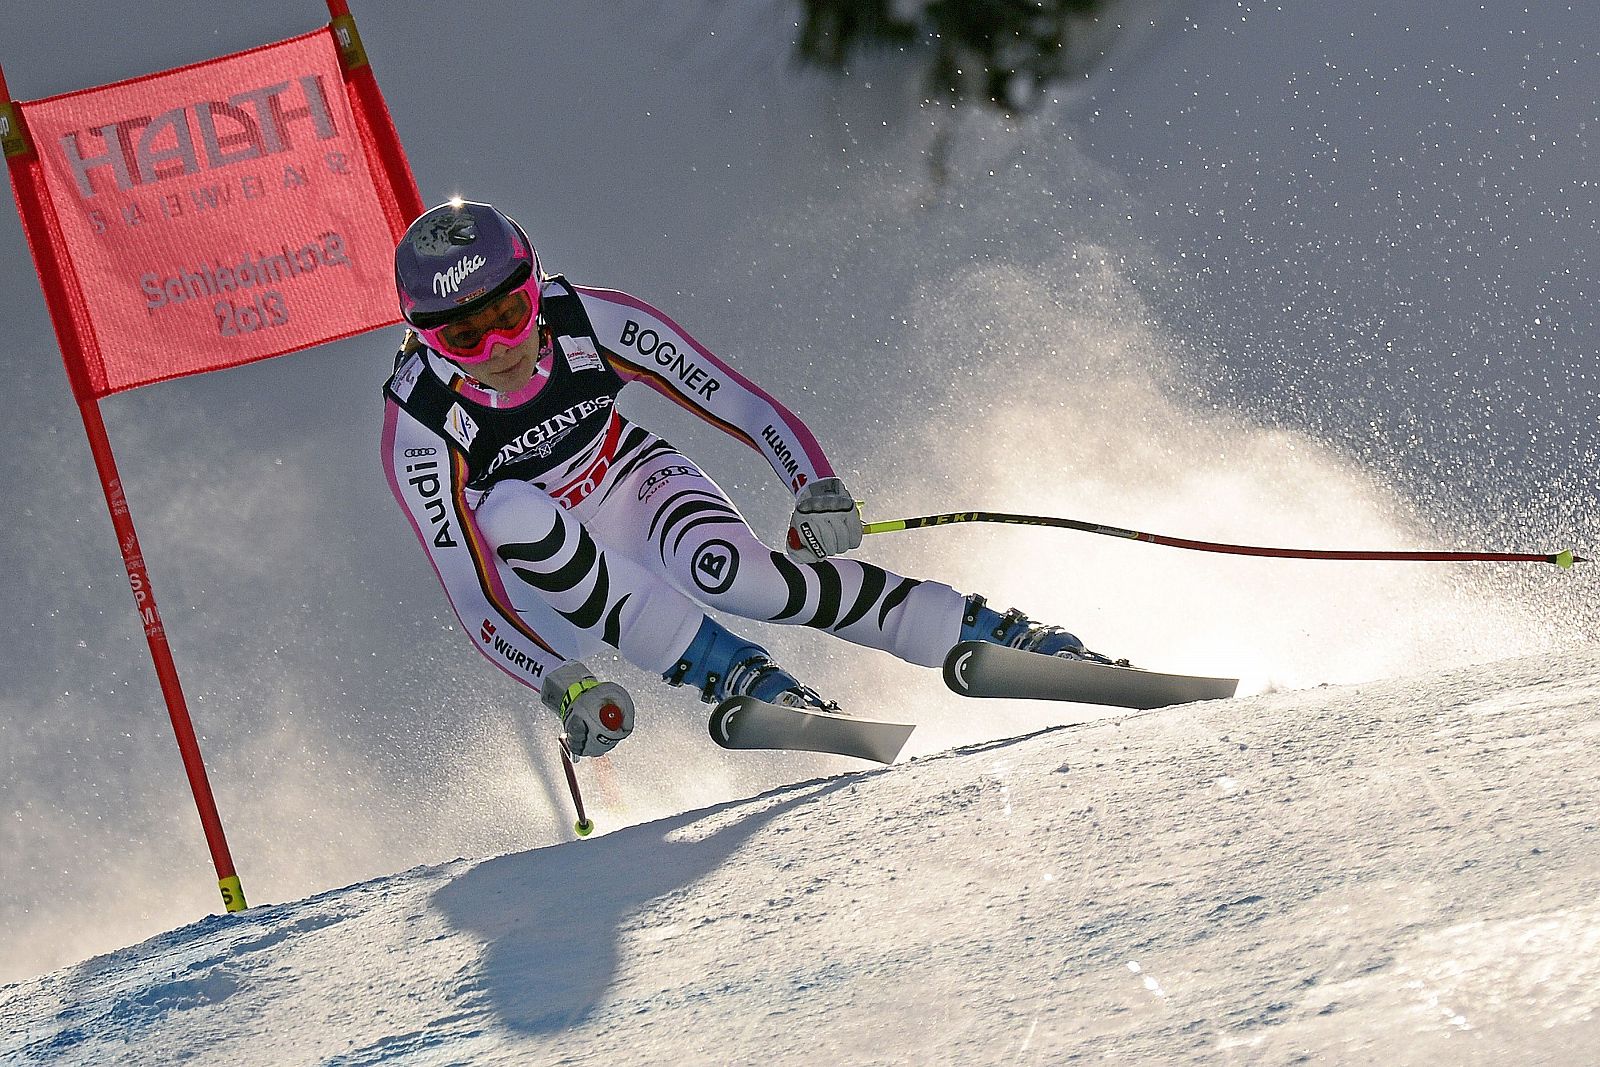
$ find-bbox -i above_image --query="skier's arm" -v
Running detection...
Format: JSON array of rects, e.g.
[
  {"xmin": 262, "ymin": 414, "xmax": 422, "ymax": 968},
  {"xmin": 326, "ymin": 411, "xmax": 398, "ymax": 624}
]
[
  {"xmin": 381, "ymin": 394, "xmax": 569, "ymax": 693},
  {"xmin": 575, "ymin": 285, "xmax": 834, "ymax": 494}
]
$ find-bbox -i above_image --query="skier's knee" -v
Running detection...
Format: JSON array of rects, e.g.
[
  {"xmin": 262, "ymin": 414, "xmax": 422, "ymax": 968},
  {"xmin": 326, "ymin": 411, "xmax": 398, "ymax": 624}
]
[
  {"xmin": 672, "ymin": 533, "xmax": 772, "ymax": 615},
  {"xmin": 475, "ymin": 480, "xmax": 562, "ymax": 547}
]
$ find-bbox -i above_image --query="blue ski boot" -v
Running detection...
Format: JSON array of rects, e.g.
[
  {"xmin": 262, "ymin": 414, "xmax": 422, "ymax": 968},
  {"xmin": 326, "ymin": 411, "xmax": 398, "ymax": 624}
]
[
  {"xmin": 667, "ymin": 617, "xmax": 835, "ymax": 710},
  {"xmin": 959, "ymin": 595, "xmax": 1122, "ymax": 665}
]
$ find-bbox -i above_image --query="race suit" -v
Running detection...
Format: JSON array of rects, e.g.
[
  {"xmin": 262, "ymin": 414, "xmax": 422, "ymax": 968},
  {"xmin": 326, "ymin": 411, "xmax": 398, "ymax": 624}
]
[{"xmin": 380, "ymin": 276, "xmax": 965, "ymax": 694}]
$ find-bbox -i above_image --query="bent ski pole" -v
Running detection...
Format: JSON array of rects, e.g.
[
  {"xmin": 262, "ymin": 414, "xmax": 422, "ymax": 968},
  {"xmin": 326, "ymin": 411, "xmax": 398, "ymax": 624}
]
[
  {"xmin": 558, "ymin": 741, "xmax": 595, "ymax": 838},
  {"xmin": 862, "ymin": 511, "xmax": 1588, "ymax": 568}
]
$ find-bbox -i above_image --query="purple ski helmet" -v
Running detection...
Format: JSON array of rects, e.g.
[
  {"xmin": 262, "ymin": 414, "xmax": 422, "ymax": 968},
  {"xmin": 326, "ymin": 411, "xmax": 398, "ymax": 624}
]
[{"xmin": 395, "ymin": 199, "xmax": 540, "ymax": 330}]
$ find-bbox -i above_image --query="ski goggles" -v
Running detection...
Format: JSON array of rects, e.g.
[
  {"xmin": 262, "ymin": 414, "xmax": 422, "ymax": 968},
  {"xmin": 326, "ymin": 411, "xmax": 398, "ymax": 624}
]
[{"xmin": 414, "ymin": 271, "xmax": 540, "ymax": 363}]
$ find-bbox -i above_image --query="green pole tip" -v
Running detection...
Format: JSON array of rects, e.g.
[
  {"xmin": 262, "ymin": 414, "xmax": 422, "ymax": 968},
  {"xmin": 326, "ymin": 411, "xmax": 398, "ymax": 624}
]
[
  {"xmin": 575, "ymin": 819, "xmax": 594, "ymax": 837},
  {"xmin": 1554, "ymin": 549, "xmax": 1575, "ymax": 569}
]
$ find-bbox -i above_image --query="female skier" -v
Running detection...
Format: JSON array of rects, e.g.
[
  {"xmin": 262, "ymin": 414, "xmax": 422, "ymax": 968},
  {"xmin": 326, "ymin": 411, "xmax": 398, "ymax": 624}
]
[{"xmin": 382, "ymin": 200, "xmax": 1107, "ymax": 758}]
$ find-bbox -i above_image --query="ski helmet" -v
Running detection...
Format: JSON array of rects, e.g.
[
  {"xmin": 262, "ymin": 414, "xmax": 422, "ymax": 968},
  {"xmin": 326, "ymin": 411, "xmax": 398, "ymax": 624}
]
[{"xmin": 395, "ymin": 200, "xmax": 541, "ymax": 361}]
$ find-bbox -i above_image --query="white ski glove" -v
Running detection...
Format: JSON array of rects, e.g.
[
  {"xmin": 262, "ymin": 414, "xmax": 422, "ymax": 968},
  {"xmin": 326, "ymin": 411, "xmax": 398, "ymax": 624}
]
[
  {"xmin": 541, "ymin": 661, "xmax": 635, "ymax": 758},
  {"xmin": 786, "ymin": 476, "xmax": 863, "ymax": 563}
]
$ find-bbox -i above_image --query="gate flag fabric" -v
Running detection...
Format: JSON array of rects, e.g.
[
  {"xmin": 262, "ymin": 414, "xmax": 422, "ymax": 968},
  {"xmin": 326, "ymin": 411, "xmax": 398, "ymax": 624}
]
[{"xmin": 11, "ymin": 26, "xmax": 411, "ymax": 398}]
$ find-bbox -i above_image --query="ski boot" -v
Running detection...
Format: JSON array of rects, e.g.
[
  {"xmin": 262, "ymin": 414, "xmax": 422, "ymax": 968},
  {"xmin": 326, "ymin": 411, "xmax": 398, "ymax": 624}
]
[
  {"xmin": 667, "ymin": 617, "xmax": 837, "ymax": 711},
  {"xmin": 960, "ymin": 595, "xmax": 1126, "ymax": 665}
]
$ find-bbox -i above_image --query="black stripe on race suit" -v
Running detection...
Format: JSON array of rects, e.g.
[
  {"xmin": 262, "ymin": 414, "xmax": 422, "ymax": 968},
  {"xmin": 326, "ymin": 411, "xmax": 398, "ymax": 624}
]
[
  {"xmin": 878, "ymin": 576, "xmax": 919, "ymax": 628},
  {"xmin": 561, "ymin": 555, "xmax": 612, "ymax": 631},
  {"xmin": 543, "ymin": 526, "xmax": 601, "ymax": 594},
  {"xmin": 498, "ymin": 518, "xmax": 568, "ymax": 567},
  {"xmin": 601, "ymin": 437, "xmax": 677, "ymax": 499},
  {"xmin": 602, "ymin": 594, "xmax": 630, "ymax": 648},
  {"xmin": 770, "ymin": 549, "xmax": 896, "ymax": 633},
  {"xmin": 552, "ymin": 424, "xmax": 650, "ymax": 482},
  {"xmin": 501, "ymin": 525, "xmax": 618, "ymax": 633},
  {"xmin": 547, "ymin": 547, "xmax": 608, "ymax": 630},
  {"xmin": 807, "ymin": 560, "xmax": 843, "ymax": 631},
  {"xmin": 647, "ymin": 488, "xmax": 724, "ymax": 542},
  {"xmin": 833, "ymin": 562, "xmax": 888, "ymax": 632},
  {"xmin": 672, "ymin": 514, "xmax": 745, "ymax": 557},
  {"xmin": 502, "ymin": 524, "xmax": 598, "ymax": 595},
  {"xmin": 770, "ymin": 551, "xmax": 809, "ymax": 622},
  {"xmin": 655, "ymin": 498, "xmax": 740, "ymax": 564}
]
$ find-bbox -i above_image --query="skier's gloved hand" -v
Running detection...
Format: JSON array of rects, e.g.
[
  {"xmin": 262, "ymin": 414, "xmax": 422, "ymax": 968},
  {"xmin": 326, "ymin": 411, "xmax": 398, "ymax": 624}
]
[
  {"xmin": 541, "ymin": 661, "xmax": 635, "ymax": 758},
  {"xmin": 786, "ymin": 476, "xmax": 863, "ymax": 563}
]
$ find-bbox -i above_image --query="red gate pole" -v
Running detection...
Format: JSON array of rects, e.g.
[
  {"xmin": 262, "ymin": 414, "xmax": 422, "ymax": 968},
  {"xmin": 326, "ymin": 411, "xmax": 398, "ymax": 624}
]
[
  {"xmin": 78, "ymin": 398, "xmax": 248, "ymax": 913},
  {"xmin": 0, "ymin": 63, "xmax": 246, "ymax": 913}
]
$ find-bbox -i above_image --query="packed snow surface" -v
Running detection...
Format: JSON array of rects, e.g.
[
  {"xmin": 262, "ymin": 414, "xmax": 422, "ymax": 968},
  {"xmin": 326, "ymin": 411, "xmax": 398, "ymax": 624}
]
[{"xmin": 5, "ymin": 652, "xmax": 1596, "ymax": 1065}]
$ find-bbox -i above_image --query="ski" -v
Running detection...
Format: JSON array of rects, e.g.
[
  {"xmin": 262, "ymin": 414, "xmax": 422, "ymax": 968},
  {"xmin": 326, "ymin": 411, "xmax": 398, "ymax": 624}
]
[
  {"xmin": 943, "ymin": 641, "xmax": 1238, "ymax": 709},
  {"xmin": 708, "ymin": 697, "xmax": 914, "ymax": 764}
]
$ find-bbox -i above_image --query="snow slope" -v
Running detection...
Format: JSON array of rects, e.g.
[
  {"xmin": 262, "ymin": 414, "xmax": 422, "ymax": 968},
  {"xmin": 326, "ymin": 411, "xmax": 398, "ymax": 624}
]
[{"xmin": 6, "ymin": 652, "xmax": 1596, "ymax": 1065}]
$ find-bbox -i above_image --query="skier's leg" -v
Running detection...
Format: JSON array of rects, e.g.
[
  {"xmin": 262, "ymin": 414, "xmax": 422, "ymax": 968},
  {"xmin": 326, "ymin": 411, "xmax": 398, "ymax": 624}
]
[
  {"xmin": 595, "ymin": 454, "xmax": 1116, "ymax": 673},
  {"xmin": 594, "ymin": 456, "xmax": 965, "ymax": 667},
  {"xmin": 474, "ymin": 479, "xmax": 706, "ymax": 675},
  {"xmin": 475, "ymin": 479, "xmax": 828, "ymax": 702}
]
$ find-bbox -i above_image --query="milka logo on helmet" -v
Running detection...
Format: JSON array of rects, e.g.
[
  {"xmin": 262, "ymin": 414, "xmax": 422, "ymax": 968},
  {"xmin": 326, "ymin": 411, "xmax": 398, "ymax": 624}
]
[{"xmin": 433, "ymin": 255, "xmax": 487, "ymax": 298}]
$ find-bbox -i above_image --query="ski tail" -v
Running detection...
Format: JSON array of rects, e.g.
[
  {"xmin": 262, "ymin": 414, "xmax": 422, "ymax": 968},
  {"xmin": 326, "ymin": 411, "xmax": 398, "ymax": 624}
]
[{"xmin": 710, "ymin": 697, "xmax": 914, "ymax": 764}]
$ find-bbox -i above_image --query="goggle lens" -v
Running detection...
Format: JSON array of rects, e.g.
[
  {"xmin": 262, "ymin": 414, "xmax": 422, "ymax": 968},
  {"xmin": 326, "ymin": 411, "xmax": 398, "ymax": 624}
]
[{"xmin": 419, "ymin": 281, "xmax": 537, "ymax": 363}]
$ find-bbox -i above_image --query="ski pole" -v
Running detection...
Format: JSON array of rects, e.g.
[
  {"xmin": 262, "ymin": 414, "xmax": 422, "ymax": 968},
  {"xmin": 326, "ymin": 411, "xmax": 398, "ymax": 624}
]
[
  {"xmin": 558, "ymin": 740, "xmax": 595, "ymax": 838},
  {"xmin": 861, "ymin": 511, "xmax": 1588, "ymax": 568}
]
